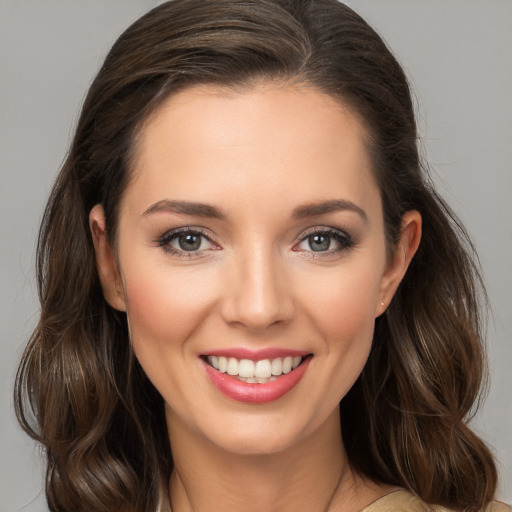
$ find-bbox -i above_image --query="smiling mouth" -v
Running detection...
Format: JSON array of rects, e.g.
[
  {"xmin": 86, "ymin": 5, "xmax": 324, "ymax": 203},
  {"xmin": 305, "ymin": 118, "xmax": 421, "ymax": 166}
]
[{"xmin": 203, "ymin": 355, "xmax": 309, "ymax": 384}]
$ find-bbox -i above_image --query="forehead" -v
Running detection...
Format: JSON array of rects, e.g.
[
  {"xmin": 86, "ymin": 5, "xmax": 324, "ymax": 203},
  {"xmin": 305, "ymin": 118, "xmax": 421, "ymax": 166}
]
[{"xmin": 125, "ymin": 83, "xmax": 379, "ymax": 218}]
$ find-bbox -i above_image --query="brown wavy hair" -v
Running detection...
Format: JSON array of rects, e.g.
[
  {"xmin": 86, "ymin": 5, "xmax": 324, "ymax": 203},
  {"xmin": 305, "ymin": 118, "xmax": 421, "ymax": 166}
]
[{"xmin": 15, "ymin": 1, "xmax": 497, "ymax": 511}]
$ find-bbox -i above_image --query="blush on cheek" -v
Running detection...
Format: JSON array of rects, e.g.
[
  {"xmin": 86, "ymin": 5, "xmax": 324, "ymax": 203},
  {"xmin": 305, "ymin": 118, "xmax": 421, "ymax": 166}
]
[
  {"xmin": 123, "ymin": 269, "xmax": 218, "ymax": 350},
  {"xmin": 303, "ymin": 272, "xmax": 379, "ymax": 341},
  {"xmin": 122, "ymin": 278, "xmax": 198, "ymax": 395}
]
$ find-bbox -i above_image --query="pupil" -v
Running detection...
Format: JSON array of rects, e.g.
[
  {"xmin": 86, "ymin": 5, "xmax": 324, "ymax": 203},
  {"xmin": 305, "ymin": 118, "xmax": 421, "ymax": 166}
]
[
  {"xmin": 309, "ymin": 234, "xmax": 330, "ymax": 252},
  {"xmin": 179, "ymin": 234, "xmax": 201, "ymax": 251}
]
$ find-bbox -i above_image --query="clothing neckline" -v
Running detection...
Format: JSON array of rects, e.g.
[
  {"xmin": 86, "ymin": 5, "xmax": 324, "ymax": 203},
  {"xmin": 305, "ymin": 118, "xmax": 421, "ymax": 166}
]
[{"xmin": 358, "ymin": 488, "xmax": 404, "ymax": 512}]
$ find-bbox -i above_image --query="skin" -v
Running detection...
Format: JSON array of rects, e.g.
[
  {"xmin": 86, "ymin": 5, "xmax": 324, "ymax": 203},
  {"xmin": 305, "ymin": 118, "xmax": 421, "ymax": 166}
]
[{"xmin": 90, "ymin": 83, "xmax": 421, "ymax": 512}]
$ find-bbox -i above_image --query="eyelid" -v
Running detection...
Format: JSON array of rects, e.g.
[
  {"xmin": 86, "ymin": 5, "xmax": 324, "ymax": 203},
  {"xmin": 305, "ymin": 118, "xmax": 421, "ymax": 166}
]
[
  {"xmin": 293, "ymin": 226, "xmax": 356, "ymax": 255},
  {"xmin": 156, "ymin": 226, "xmax": 221, "ymax": 257},
  {"xmin": 154, "ymin": 225, "xmax": 356, "ymax": 258},
  {"xmin": 295, "ymin": 225, "xmax": 351, "ymax": 243}
]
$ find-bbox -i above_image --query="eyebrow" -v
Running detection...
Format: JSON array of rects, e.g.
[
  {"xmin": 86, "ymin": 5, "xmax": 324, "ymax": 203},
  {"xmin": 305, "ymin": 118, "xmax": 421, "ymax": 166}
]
[
  {"xmin": 292, "ymin": 199, "xmax": 368, "ymax": 222},
  {"xmin": 142, "ymin": 198, "xmax": 367, "ymax": 222},
  {"xmin": 142, "ymin": 200, "xmax": 226, "ymax": 219}
]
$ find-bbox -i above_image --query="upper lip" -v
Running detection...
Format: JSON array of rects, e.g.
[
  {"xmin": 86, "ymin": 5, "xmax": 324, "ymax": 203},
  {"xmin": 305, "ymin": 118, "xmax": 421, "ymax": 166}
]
[{"xmin": 200, "ymin": 348, "xmax": 311, "ymax": 360}]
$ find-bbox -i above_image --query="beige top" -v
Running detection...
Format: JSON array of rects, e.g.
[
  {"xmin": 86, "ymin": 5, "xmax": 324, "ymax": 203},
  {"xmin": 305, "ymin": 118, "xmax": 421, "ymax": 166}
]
[{"xmin": 361, "ymin": 489, "xmax": 512, "ymax": 512}]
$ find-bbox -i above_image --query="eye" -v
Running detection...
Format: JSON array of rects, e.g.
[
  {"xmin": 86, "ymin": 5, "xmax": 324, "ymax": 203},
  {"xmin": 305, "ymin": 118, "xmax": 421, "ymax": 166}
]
[
  {"xmin": 157, "ymin": 228, "xmax": 219, "ymax": 256},
  {"xmin": 303, "ymin": 233, "xmax": 333, "ymax": 252},
  {"xmin": 294, "ymin": 228, "xmax": 355, "ymax": 255},
  {"xmin": 173, "ymin": 232, "xmax": 207, "ymax": 251}
]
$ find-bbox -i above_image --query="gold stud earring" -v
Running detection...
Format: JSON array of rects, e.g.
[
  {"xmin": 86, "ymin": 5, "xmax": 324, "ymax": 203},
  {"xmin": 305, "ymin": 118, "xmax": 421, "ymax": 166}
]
[{"xmin": 381, "ymin": 301, "xmax": 384, "ymax": 307}]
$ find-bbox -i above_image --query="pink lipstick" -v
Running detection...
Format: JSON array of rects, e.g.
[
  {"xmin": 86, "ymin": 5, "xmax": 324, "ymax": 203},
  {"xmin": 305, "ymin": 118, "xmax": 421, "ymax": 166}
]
[{"xmin": 201, "ymin": 353, "xmax": 311, "ymax": 404}]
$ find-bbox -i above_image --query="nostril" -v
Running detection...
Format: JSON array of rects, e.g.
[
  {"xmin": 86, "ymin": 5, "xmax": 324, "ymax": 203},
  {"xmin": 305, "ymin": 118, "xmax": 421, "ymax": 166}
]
[{"xmin": 221, "ymin": 294, "xmax": 295, "ymax": 332}]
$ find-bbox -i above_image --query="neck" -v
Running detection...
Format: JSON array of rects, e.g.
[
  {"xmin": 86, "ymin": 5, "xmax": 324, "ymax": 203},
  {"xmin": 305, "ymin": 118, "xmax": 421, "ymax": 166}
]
[{"xmin": 165, "ymin": 406, "xmax": 382, "ymax": 512}]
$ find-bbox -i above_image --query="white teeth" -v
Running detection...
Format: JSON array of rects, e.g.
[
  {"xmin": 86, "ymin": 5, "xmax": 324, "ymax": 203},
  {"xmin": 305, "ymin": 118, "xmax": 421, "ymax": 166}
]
[
  {"xmin": 238, "ymin": 359, "xmax": 255, "ymax": 378},
  {"xmin": 207, "ymin": 354, "xmax": 305, "ymax": 381},
  {"xmin": 237, "ymin": 376, "xmax": 278, "ymax": 384},
  {"xmin": 271, "ymin": 358, "xmax": 283, "ymax": 375},
  {"xmin": 254, "ymin": 359, "xmax": 272, "ymax": 378},
  {"xmin": 227, "ymin": 357, "xmax": 238, "ymax": 375},
  {"xmin": 218, "ymin": 356, "xmax": 227, "ymax": 373}
]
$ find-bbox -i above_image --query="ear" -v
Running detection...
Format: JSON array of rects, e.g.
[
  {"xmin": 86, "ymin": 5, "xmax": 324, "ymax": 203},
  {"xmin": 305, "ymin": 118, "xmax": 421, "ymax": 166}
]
[
  {"xmin": 376, "ymin": 210, "xmax": 422, "ymax": 317},
  {"xmin": 89, "ymin": 204, "xmax": 127, "ymax": 311}
]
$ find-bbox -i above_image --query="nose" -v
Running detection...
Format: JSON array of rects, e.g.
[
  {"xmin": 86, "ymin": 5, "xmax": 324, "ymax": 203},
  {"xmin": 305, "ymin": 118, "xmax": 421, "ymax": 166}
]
[{"xmin": 220, "ymin": 246, "xmax": 294, "ymax": 332}]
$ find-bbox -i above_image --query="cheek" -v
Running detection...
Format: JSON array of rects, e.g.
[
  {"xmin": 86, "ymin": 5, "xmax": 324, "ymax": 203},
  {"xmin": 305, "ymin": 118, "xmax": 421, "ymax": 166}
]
[
  {"xmin": 298, "ymin": 261, "xmax": 382, "ymax": 343},
  {"xmin": 122, "ymin": 262, "xmax": 218, "ymax": 358},
  {"xmin": 313, "ymin": 276, "xmax": 379, "ymax": 396}
]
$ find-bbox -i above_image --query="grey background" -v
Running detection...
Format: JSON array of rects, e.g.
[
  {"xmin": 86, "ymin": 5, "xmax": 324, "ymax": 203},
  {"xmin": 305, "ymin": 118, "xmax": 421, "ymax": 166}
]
[{"xmin": 0, "ymin": 0, "xmax": 510, "ymax": 510}]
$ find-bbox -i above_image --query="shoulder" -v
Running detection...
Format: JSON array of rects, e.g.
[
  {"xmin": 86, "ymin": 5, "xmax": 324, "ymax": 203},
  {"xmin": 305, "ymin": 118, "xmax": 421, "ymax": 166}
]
[
  {"xmin": 485, "ymin": 502, "xmax": 512, "ymax": 512},
  {"xmin": 361, "ymin": 489, "xmax": 512, "ymax": 512}
]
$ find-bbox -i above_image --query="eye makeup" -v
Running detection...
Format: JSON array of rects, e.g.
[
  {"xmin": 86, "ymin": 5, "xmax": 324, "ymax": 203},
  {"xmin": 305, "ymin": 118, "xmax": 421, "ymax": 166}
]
[
  {"xmin": 155, "ymin": 226, "xmax": 220, "ymax": 258},
  {"xmin": 154, "ymin": 223, "xmax": 358, "ymax": 261},
  {"xmin": 293, "ymin": 226, "xmax": 358, "ymax": 260}
]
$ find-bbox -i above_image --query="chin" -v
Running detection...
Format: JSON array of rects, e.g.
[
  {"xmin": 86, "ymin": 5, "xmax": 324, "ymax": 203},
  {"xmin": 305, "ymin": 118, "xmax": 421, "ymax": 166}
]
[
  {"xmin": 195, "ymin": 406, "xmax": 335, "ymax": 458},
  {"xmin": 211, "ymin": 431, "xmax": 302, "ymax": 457}
]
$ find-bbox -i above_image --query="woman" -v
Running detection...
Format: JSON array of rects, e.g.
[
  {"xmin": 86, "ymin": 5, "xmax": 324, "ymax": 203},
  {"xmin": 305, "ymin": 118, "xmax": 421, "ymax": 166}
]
[{"xmin": 14, "ymin": 1, "xmax": 511, "ymax": 511}]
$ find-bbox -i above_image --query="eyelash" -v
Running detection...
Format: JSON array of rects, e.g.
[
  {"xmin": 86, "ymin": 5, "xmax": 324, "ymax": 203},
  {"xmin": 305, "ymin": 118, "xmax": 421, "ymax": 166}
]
[
  {"xmin": 155, "ymin": 226, "xmax": 356, "ymax": 259},
  {"xmin": 293, "ymin": 227, "xmax": 356, "ymax": 258},
  {"xmin": 156, "ymin": 227, "xmax": 218, "ymax": 258}
]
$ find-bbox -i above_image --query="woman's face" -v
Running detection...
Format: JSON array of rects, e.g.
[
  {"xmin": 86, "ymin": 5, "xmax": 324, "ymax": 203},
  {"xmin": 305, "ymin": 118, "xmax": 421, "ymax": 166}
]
[{"xmin": 92, "ymin": 83, "xmax": 418, "ymax": 455}]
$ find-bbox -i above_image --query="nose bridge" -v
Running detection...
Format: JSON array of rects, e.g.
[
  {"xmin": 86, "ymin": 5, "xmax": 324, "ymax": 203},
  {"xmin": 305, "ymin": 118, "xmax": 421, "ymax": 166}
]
[{"xmin": 222, "ymin": 240, "xmax": 292, "ymax": 331}]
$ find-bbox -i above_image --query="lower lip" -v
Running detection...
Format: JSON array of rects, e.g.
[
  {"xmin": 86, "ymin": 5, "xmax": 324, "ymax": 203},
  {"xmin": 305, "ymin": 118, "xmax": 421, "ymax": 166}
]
[{"xmin": 202, "ymin": 357, "xmax": 311, "ymax": 404}]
